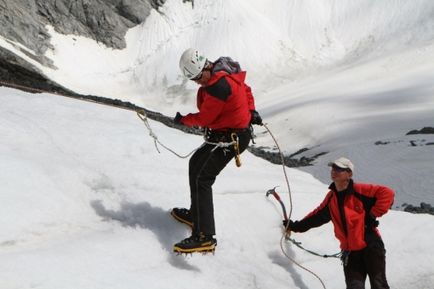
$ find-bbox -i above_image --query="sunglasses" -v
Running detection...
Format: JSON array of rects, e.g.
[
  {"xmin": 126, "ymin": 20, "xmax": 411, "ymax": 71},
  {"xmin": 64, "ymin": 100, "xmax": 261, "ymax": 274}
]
[{"xmin": 331, "ymin": 164, "xmax": 351, "ymax": 173}]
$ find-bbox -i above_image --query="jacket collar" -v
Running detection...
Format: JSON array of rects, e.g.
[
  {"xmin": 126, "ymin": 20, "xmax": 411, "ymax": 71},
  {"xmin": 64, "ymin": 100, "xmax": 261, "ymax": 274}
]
[{"xmin": 329, "ymin": 179, "xmax": 354, "ymax": 194}]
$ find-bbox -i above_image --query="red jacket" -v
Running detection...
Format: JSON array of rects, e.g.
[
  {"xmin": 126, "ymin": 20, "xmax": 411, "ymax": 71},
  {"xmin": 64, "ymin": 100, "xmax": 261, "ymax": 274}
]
[
  {"xmin": 291, "ymin": 180, "xmax": 394, "ymax": 251},
  {"xmin": 180, "ymin": 71, "xmax": 255, "ymax": 130}
]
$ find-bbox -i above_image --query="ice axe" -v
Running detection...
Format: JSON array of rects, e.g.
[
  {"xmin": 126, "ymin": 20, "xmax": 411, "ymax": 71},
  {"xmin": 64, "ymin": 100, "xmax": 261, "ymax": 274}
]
[{"xmin": 266, "ymin": 186, "xmax": 288, "ymax": 221}]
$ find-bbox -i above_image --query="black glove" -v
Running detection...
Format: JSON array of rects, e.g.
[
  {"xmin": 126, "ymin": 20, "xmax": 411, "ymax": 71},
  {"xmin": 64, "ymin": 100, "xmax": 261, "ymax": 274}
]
[
  {"xmin": 250, "ymin": 110, "xmax": 263, "ymax": 125},
  {"xmin": 174, "ymin": 112, "xmax": 183, "ymax": 125},
  {"xmin": 365, "ymin": 214, "xmax": 379, "ymax": 229},
  {"xmin": 282, "ymin": 219, "xmax": 295, "ymax": 238},
  {"xmin": 282, "ymin": 219, "xmax": 295, "ymax": 230}
]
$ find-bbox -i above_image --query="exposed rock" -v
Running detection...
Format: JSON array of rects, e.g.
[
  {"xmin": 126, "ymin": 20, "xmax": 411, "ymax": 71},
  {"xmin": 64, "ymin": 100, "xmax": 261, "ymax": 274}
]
[
  {"xmin": 36, "ymin": 0, "xmax": 152, "ymax": 50},
  {"xmin": 0, "ymin": 0, "xmax": 51, "ymax": 56},
  {"xmin": 0, "ymin": 46, "xmax": 68, "ymax": 94},
  {"xmin": 247, "ymin": 146, "xmax": 327, "ymax": 167},
  {"xmin": 403, "ymin": 202, "xmax": 434, "ymax": 215},
  {"xmin": 1, "ymin": 0, "xmax": 165, "ymax": 61},
  {"xmin": 375, "ymin": 140, "xmax": 390, "ymax": 145},
  {"xmin": 406, "ymin": 127, "xmax": 434, "ymax": 135},
  {"xmin": 0, "ymin": 0, "xmax": 167, "ymax": 98}
]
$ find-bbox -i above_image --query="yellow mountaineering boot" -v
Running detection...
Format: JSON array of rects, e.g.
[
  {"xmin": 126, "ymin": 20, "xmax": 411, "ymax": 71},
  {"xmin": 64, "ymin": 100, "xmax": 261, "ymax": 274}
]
[
  {"xmin": 170, "ymin": 207, "xmax": 193, "ymax": 228},
  {"xmin": 173, "ymin": 233, "xmax": 217, "ymax": 254}
]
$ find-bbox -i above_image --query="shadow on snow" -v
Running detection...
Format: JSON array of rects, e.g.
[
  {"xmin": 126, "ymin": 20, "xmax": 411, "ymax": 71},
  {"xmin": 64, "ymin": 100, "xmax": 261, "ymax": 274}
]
[{"xmin": 91, "ymin": 200, "xmax": 199, "ymax": 272}]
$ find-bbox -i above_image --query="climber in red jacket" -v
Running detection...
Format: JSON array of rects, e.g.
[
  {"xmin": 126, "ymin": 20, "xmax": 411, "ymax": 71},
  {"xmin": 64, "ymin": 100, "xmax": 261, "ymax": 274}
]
[
  {"xmin": 171, "ymin": 48, "xmax": 262, "ymax": 254},
  {"xmin": 284, "ymin": 157, "xmax": 394, "ymax": 289}
]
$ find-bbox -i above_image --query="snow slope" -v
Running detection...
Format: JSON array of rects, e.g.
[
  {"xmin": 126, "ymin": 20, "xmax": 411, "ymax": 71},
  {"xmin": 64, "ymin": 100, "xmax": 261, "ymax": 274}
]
[
  {"xmin": 2, "ymin": 1, "xmax": 434, "ymax": 288},
  {"xmin": 1, "ymin": 0, "xmax": 431, "ymax": 206},
  {"xmin": 1, "ymin": 87, "xmax": 434, "ymax": 289},
  {"xmin": 33, "ymin": 0, "xmax": 434, "ymax": 108}
]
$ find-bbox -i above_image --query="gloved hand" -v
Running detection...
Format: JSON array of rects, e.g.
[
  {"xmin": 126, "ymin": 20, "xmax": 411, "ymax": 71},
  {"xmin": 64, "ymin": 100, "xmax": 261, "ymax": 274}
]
[
  {"xmin": 282, "ymin": 219, "xmax": 294, "ymax": 229},
  {"xmin": 282, "ymin": 219, "xmax": 294, "ymax": 238},
  {"xmin": 174, "ymin": 112, "xmax": 183, "ymax": 125},
  {"xmin": 250, "ymin": 110, "xmax": 263, "ymax": 125},
  {"xmin": 365, "ymin": 214, "xmax": 379, "ymax": 229}
]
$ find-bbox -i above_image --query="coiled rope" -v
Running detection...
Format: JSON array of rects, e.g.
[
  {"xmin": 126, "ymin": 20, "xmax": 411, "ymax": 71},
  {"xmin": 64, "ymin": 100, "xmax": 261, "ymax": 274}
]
[{"xmin": 262, "ymin": 123, "xmax": 327, "ymax": 289}]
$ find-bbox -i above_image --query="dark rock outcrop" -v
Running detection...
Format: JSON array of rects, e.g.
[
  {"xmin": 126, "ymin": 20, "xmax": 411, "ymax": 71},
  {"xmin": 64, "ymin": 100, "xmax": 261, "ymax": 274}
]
[
  {"xmin": 406, "ymin": 127, "xmax": 434, "ymax": 135},
  {"xmin": 0, "ymin": 47, "xmax": 64, "ymax": 93},
  {"xmin": 0, "ymin": 0, "xmax": 167, "ymax": 100},
  {"xmin": 1, "ymin": 0, "xmax": 164, "ymax": 57},
  {"xmin": 403, "ymin": 202, "xmax": 434, "ymax": 215},
  {"xmin": 247, "ymin": 146, "xmax": 327, "ymax": 167}
]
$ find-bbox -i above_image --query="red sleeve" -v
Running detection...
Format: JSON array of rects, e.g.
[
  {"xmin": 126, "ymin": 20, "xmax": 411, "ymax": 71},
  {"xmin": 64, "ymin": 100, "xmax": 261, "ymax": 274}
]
[
  {"xmin": 290, "ymin": 191, "xmax": 332, "ymax": 232},
  {"xmin": 303, "ymin": 191, "xmax": 333, "ymax": 219},
  {"xmin": 369, "ymin": 185, "xmax": 395, "ymax": 217},
  {"xmin": 180, "ymin": 92, "xmax": 225, "ymax": 127},
  {"xmin": 245, "ymin": 83, "xmax": 256, "ymax": 111}
]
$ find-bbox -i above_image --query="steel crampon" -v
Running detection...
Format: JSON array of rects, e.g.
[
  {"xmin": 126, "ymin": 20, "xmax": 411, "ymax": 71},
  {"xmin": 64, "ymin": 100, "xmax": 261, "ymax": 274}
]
[{"xmin": 174, "ymin": 248, "xmax": 216, "ymax": 256}]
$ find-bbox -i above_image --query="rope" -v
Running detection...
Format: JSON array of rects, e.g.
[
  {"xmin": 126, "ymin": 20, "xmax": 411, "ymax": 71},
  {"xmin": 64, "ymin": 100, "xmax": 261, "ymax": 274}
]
[
  {"xmin": 286, "ymin": 237, "xmax": 342, "ymax": 259},
  {"xmin": 262, "ymin": 123, "xmax": 327, "ymax": 289},
  {"xmin": 136, "ymin": 110, "xmax": 198, "ymax": 158},
  {"xmin": 263, "ymin": 124, "xmax": 293, "ymax": 217},
  {"xmin": 1, "ymin": 79, "xmax": 239, "ymax": 160},
  {"xmin": 136, "ymin": 110, "xmax": 238, "ymax": 158}
]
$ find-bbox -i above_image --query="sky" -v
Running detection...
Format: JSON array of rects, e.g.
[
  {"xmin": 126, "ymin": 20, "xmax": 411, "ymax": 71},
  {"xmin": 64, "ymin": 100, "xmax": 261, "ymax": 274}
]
[{"xmin": 1, "ymin": 0, "xmax": 434, "ymax": 288}]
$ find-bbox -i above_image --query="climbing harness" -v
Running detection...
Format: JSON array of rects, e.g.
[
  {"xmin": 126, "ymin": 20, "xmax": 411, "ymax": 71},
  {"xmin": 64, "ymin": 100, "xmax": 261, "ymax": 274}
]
[{"xmin": 262, "ymin": 123, "xmax": 328, "ymax": 289}]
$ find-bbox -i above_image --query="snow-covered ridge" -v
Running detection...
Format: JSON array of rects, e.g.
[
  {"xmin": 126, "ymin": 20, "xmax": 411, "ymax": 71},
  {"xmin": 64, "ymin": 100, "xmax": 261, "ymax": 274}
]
[{"xmin": 25, "ymin": 0, "xmax": 434, "ymax": 103}]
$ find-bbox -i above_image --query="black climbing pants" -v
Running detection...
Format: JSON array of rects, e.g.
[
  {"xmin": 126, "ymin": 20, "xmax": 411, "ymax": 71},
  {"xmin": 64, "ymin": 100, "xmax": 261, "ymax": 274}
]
[
  {"xmin": 188, "ymin": 129, "xmax": 251, "ymax": 236},
  {"xmin": 344, "ymin": 239, "xmax": 390, "ymax": 289}
]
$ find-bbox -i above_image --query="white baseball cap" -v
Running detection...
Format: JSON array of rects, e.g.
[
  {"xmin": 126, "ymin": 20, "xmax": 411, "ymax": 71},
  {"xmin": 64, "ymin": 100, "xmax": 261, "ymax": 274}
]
[{"xmin": 328, "ymin": 157, "xmax": 354, "ymax": 172}]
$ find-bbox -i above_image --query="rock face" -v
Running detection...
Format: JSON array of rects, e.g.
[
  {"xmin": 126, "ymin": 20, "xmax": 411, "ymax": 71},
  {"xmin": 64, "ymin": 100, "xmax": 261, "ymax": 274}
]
[
  {"xmin": 0, "ymin": 46, "xmax": 67, "ymax": 93},
  {"xmin": 403, "ymin": 203, "xmax": 434, "ymax": 215},
  {"xmin": 406, "ymin": 127, "xmax": 434, "ymax": 135},
  {"xmin": 1, "ymin": 0, "xmax": 164, "ymax": 56},
  {"xmin": 0, "ymin": 0, "xmax": 165, "ymax": 95},
  {"xmin": 36, "ymin": 0, "xmax": 157, "ymax": 50},
  {"xmin": 0, "ymin": 1, "xmax": 52, "ymax": 56}
]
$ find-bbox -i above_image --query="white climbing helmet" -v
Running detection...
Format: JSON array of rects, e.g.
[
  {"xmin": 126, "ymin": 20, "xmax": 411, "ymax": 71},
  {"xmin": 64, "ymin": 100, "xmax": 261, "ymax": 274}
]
[{"xmin": 179, "ymin": 48, "xmax": 207, "ymax": 79}]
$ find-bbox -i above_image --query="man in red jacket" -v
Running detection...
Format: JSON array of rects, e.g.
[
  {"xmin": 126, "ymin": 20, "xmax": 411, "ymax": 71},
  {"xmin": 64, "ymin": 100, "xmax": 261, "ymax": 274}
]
[
  {"xmin": 171, "ymin": 48, "xmax": 262, "ymax": 254},
  {"xmin": 284, "ymin": 157, "xmax": 394, "ymax": 289}
]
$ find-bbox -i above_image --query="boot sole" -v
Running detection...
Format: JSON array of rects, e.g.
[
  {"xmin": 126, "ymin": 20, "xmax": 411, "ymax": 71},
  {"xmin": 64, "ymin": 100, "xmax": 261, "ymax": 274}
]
[{"xmin": 173, "ymin": 243, "xmax": 216, "ymax": 254}]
